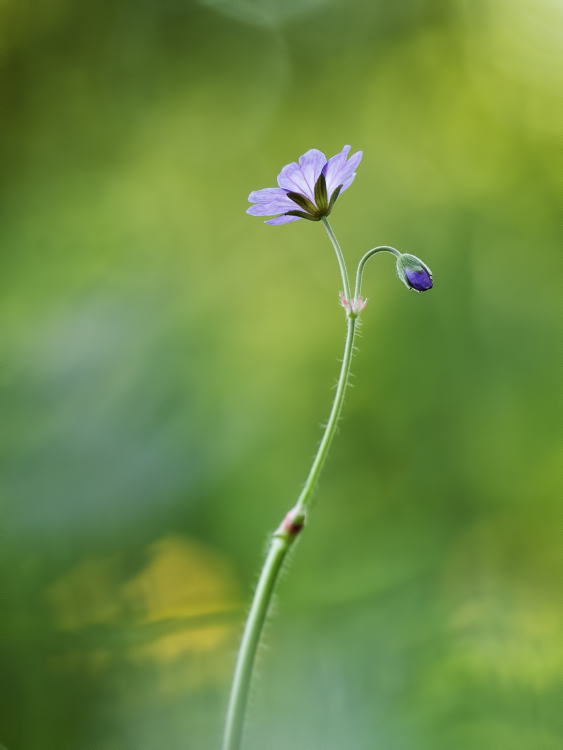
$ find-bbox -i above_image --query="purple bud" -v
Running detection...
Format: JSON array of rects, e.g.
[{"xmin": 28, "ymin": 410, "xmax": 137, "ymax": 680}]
[
  {"xmin": 404, "ymin": 267, "xmax": 433, "ymax": 291},
  {"xmin": 396, "ymin": 253, "xmax": 433, "ymax": 293}
]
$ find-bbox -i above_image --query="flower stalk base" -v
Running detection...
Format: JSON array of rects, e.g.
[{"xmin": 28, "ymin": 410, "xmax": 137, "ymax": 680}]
[{"xmin": 222, "ymin": 298, "xmax": 357, "ymax": 750}]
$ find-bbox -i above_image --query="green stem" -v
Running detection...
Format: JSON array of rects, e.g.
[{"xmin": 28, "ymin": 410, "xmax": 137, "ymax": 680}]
[
  {"xmin": 221, "ymin": 535, "xmax": 290, "ymax": 750},
  {"xmin": 294, "ymin": 315, "xmax": 356, "ymax": 514},
  {"xmin": 322, "ymin": 217, "xmax": 351, "ymax": 301},
  {"xmin": 222, "ymin": 227, "xmax": 357, "ymax": 750},
  {"xmin": 355, "ymin": 246, "xmax": 401, "ymax": 298}
]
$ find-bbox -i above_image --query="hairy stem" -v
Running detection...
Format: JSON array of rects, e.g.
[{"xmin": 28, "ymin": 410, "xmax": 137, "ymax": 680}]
[
  {"xmin": 221, "ymin": 535, "xmax": 291, "ymax": 750},
  {"xmin": 294, "ymin": 316, "xmax": 356, "ymax": 514},
  {"xmin": 222, "ymin": 227, "xmax": 357, "ymax": 750}
]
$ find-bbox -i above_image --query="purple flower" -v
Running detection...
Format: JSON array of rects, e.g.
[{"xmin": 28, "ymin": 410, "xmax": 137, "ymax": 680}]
[
  {"xmin": 247, "ymin": 146, "xmax": 362, "ymax": 225},
  {"xmin": 396, "ymin": 254, "xmax": 434, "ymax": 292}
]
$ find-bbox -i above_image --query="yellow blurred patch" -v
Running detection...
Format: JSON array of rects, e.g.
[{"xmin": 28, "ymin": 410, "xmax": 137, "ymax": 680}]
[
  {"xmin": 45, "ymin": 535, "xmax": 241, "ymax": 681},
  {"xmin": 129, "ymin": 625, "xmax": 231, "ymax": 664},
  {"xmin": 123, "ymin": 536, "xmax": 240, "ymax": 623}
]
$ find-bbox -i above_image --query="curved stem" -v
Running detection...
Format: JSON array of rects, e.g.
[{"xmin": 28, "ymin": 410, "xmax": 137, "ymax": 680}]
[
  {"xmin": 322, "ymin": 217, "xmax": 351, "ymax": 301},
  {"xmin": 355, "ymin": 246, "xmax": 401, "ymax": 299},
  {"xmin": 222, "ymin": 232, "xmax": 357, "ymax": 750}
]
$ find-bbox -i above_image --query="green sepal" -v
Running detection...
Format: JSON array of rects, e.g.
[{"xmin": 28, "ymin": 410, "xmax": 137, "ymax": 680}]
[
  {"xmin": 395, "ymin": 257, "xmax": 409, "ymax": 288},
  {"xmin": 326, "ymin": 184, "xmax": 342, "ymax": 215},
  {"xmin": 285, "ymin": 210, "xmax": 321, "ymax": 221},
  {"xmin": 314, "ymin": 173, "xmax": 328, "ymax": 212},
  {"xmin": 287, "ymin": 192, "xmax": 318, "ymax": 216},
  {"xmin": 401, "ymin": 253, "xmax": 425, "ymax": 273}
]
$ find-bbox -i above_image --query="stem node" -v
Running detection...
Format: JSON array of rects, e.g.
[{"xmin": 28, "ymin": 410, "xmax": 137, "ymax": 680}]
[{"xmin": 276, "ymin": 507, "xmax": 306, "ymax": 540}]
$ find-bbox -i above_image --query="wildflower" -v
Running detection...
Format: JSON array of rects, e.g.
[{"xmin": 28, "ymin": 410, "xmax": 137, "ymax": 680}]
[
  {"xmin": 396, "ymin": 253, "xmax": 433, "ymax": 292},
  {"xmin": 339, "ymin": 292, "xmax": 368, "ymax": 317},
  {"xmin": 247, "ymin": 146, "xmax": 362, "ymax": 225}
]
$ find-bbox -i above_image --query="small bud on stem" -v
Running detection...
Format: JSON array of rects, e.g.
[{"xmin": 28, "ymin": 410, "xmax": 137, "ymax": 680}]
[{"xmin": 396, "ymin": 253, "xmax": 433, "ymax": 292}]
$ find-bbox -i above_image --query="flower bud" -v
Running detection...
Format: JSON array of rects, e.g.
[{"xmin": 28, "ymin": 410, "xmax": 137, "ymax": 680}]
[{"xmin": 396, "ymin": 253, "xmax": 433, "ymax": 292}]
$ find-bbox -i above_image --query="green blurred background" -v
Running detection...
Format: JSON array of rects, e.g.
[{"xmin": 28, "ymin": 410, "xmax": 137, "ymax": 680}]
[{"xmin": 3, "ymin": 0, "xmax": 562, "ymax": 747}]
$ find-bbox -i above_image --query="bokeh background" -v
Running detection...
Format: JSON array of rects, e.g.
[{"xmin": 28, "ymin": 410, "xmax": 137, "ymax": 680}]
[{"xmin": 3, "ymin": 0, "xmax": 562, "ymax": 747}]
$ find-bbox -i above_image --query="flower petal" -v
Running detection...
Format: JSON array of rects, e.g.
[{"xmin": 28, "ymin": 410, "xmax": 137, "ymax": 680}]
[
  {"xmin": 340, "ymin": 173, "xmax": 356, "ymax": 193},
  {"xmin": 277, "ymin": 148, "xmax": 326, "ymax": 204},
  {"xmin": 322, "ymin": 145, "xmax": 350, "ymax": 195},
  {"xmin": 298, "ymin": 149, "xmax": 327, "ymax": 199},
  {"xmin": 248, "ymin": 187, "xmax": 289, "ymax": 203},
  {"xmin": 246, "ymin": 197, "xmax": 297, "ymax": 216},
  {"xmin": 323, "ymin": 146, "xmax": 362, "ymax": 199},
  {"xmin": 277, "ymin": 162, "xmax": 313, "ymax": 201},
  {"xmin": 265, "ymin": 214, "xmax": 301, "ymax": 225}
]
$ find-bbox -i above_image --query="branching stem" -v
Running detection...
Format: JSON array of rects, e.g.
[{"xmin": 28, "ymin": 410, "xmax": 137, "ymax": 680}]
[{"xmin": 222, "ymin": 220, "xmax": 356, "ymax": 750}]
